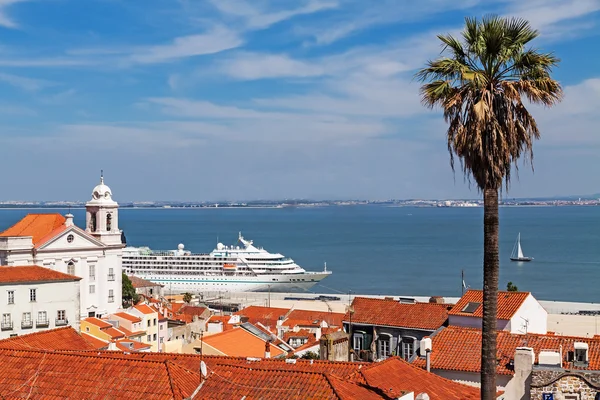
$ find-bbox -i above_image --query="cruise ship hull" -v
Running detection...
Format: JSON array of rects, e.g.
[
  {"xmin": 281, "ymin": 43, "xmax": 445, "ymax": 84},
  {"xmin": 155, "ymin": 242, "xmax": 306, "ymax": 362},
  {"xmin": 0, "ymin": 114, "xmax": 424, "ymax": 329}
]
[{"xmin": 132, "ymin": 271, "xmax": 332, "ymax": 294}]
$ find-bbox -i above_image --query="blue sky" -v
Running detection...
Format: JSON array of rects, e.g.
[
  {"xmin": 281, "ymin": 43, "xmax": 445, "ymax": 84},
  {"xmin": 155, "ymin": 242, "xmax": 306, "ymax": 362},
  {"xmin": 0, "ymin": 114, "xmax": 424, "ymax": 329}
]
[{"xmin": 1, "ymin": 0, "xmax": 599, "ymax": 201}]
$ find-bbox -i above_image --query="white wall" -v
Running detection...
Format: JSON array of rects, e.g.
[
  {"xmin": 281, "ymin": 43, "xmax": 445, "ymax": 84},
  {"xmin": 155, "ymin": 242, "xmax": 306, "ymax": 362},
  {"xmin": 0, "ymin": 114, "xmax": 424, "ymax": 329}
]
[
  {"xmin": 0, "ymin": 280, "xmax": 80, "ymax": 339},
  {"xmin": 2, "ymin": 227, "xmax": 123, "ymax": 318},
  {"xmin": 510, "ymin": 294, "xmax": 547, "ymax": 335},
  {"xmin": 433, "ymin": 369, "xmax": 512, "ymax": 392}
]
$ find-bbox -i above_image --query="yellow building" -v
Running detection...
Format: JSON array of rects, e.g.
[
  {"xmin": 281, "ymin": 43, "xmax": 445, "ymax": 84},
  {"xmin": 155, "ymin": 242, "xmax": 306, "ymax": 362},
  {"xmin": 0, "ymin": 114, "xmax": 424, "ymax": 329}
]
[
  {"xmin": 128, "ymin": 304, "xmax": 159, "ymax": 352},
  {"xmin": 80, "ymin": 317, "xmax": 125, "ymax": 342}
]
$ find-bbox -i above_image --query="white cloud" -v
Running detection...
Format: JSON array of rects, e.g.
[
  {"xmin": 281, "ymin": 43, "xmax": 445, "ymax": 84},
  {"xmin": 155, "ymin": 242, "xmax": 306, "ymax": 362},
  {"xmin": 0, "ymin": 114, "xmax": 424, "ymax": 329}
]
[
  {"xmin": 0, "ymin": 103, "xmax": 36, "ymax": 116},
  {"xmin": 0, "ymin": 0, "xmax": 28, "ymax": 28},
  {"xmin": 128, "ymin": 26, "xmax": 243, "ymax": 64},
  {"xmin": 209, "ymin": 0, "xmax": 338, "ymax": 29},
  {"xmin": 220, "ymin": 52, "xmax": 324, "ymax": 80},
  {"xmin": 506, "ymin": 0, "xmax": 600, "ymax": 31},
  {"xmin": 0, "ymin": 72, "xmax": 54, "ymax": 91}
]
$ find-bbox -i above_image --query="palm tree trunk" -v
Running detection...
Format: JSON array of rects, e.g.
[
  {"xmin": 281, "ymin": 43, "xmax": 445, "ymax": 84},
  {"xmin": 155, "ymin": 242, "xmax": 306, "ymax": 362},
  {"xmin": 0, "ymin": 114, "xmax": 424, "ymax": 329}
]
[{"xmin": 481, "ymin": 187, "xmax": 499, "ymax": 399}]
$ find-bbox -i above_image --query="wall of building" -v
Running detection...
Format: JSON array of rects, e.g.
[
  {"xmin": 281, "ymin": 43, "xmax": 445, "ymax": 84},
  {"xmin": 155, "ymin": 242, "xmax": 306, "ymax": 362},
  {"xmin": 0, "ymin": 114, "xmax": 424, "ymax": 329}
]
[
  {"xmin": 448, "ymin": 315, "xmax": 510, "ymax": 331},
  {"xmin": 530, "ymin": 369, "xmax": 600, "ymax": 400},
  {"xmin": 433, "ymin": 369, "xmax": 512, "ymax": 392},
  {"xmin": 157, "ymin": 320, "xmax": 168, "ymax": 351},
  {"xmin": 346, "ymin": 323, "xmax": 435, "ymax": 360},
  {"xmin": 0, "ymin": 280, "xmax": 80, "ymax": 339},
  {"xmin": 80, "ymin": 320, "xmax": 111, "ymax": 341},
  {"xmin": 511, "ymin": 295, "xmax": 548, "ymax": 335},
  {"xmin": 129, "ymin": 309, "xmax": 159, "ymax": 352}
]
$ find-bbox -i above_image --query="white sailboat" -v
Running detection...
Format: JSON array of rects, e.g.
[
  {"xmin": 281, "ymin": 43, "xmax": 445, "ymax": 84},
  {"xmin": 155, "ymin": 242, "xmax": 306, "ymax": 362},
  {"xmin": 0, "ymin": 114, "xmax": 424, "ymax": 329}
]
[{"xmin": 510, "ymin": 233, "xmax": 533, "ymax": 262}]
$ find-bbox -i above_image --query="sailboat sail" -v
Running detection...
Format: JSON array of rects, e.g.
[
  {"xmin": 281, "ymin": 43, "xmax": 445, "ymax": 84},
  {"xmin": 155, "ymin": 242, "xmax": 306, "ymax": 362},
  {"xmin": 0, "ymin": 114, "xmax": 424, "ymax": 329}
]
[
  {"xmin": 510, "ymin": 232, "xmax": 532, "ymax": 261},
  {"xmin": 516, "ymin": 234, "xmax": 524, "ymax": 259}
]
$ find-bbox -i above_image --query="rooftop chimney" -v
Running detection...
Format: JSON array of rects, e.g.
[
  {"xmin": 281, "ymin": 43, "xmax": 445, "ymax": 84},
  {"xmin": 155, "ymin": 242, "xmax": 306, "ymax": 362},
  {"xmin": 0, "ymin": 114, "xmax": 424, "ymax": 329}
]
[
  {"xmin": 65, "ymin": 214, "xmax": 74, "ymax": 227},
  {"xmin": 264, "ymin": 340, "xmax": 271, "ymax": 359},
  {"xmin": 420, "ymin": 337, "xmax": 432, "ymax": 373},
  {"xmin": 416, "ymin": 394, "xmax": 430, "ymax": 400}
]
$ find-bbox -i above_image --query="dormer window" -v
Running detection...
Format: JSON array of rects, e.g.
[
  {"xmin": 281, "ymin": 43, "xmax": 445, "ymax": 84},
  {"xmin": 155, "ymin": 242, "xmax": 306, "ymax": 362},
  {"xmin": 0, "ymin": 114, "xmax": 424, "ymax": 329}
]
[
  {"xmin": 462, "ymin": 302, "xmax": 481, "ymax": 313},
  {"xmin": 574, "ymin": 342, "xmax": 589, "ymax": 366},
  {"xmin": 67, "ymin": 234, "xmax": 74, "ymax": 243}
]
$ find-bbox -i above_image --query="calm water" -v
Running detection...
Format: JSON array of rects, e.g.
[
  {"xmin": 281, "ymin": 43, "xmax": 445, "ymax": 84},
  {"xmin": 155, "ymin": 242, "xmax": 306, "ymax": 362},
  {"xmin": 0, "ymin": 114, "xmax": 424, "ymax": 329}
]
[{"xmin": 1, "ymin": 206, "xmax": 598, "ymax": 302}]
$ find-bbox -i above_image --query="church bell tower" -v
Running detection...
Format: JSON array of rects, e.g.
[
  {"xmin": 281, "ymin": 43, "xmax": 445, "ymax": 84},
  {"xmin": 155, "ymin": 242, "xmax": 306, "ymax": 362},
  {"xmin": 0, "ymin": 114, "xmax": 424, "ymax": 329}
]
[{"xmin": 86, "ymin": 172, "xmax": 122, "ymax": 246}]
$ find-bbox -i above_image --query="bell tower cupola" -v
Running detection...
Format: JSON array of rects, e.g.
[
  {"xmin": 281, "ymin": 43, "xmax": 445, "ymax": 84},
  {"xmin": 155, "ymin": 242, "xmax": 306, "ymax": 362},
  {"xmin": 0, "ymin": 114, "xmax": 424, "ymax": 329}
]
[{"xmin": 86, "ymin": 171, "xmax": 122, "ymax": 246}]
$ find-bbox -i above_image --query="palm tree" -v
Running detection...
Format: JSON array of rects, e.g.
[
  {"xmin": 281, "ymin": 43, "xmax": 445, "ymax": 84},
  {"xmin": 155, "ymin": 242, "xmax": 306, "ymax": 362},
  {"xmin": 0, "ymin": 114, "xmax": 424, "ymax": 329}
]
[{"xmin": 416, "ymin": 16, "xmax": 561, "ymax": 399}]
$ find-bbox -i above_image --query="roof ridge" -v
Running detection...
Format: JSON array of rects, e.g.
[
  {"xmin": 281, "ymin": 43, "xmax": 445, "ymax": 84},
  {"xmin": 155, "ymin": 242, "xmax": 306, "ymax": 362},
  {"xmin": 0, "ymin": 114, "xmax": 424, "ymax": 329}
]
[
  {"xmin": 212, "ymin": 363, "xmax": 340, "ymax": 376},
  {"xmin": 164, "ymin": 360, "xmax": 183, "ymax": 399}
]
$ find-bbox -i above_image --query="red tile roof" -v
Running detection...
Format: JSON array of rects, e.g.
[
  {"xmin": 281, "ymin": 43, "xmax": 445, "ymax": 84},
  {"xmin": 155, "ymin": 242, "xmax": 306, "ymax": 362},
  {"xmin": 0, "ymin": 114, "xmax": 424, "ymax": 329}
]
[
  {"xmin": 412, "ymin": 326, "xmax": 600, "ymax": 375},
  {"xmin": 448, "ymin": 289, "xmax": 531, "ymax": 320},
  {"xmin": 134, "ymin": 303, "xmax": 157, "ymax": 315},
  {"xmin": 361, "ymin": 357, "xmax": 480, "ymax": 400},
  {"xmin": 83, "ymin": 317, "xmax": 113, "ymax": 329},
  {"xmin": 117, "ymin": 326, "xmax": 146, "ymax": 338},
  {"xmin": 112, "ymin": 312, "xmax": 142, "ymax": 323},
  {"xmin": 235, "ymin": 306, "xmax": 344, "ymax": 330},
  {"xmin": 0, "ymin": 349, "xmax": 199, "ymax": 399},
  {"xmin": 207, "ymin": 315, "xmax": 237, "ymax": 331},
  {"xmin": 115, "ymin": 339, "xmax": 152, "ymax": 352},
  {"xmin": 0, "ymin": 265, "xmax": 81, "ymax": 284},
  {"xmin": 81, "ymin": 333, "xmax": 109, "ymax": 350},
  {"xmin": 128, "ymin": 275, "xmax": 163, "ymax": 288},
  {"xmin": 0, "ymin": 327, "xmax": 96, "ymax": 351},
  {"xmin": 104, "ymin": 327, "xmax": 126, "ymax": 340},
  {"xmin": 0, "ymin": 213, "xmax": 66, "ymax": 245},
  {"xmin": 283, "ymin": 329, "xmax": 313, "ymax": 341},
  {"xmin": 345, "ymin": 297, "xmax": 449, "ymax": 330},
  {"xmin": 202, "ymin": 328, "xmax": 287, "ymax": 358}
]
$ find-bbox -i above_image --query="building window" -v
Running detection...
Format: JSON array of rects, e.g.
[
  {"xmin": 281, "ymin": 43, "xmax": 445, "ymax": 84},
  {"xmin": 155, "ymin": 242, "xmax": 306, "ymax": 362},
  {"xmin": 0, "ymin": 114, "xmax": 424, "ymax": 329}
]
[
  {"xmin": 22, "ymin": 312, "xmax": 32, "ymax": 329},
  {"xmin": 147, "ymin": 335, "xmax": 151, "ymax": 342},
  {"xmin": 67, "ymin": 261, "xmax": 75, "ymax": 276},
  {"xmin": 108, "ymin": 268, "xmax": 115, "ymax": 281},
  {"xmin": 29, "ymin": 289, "xmax": 36, "ymax": 302},
  {"xmin": 153, "ymin": 318, "xmax": 157, "ymax": 326},
  {"xmin": 160, "ymin": 324, "xmax": 163, "ymax": 330},
  {"xmin": 89, "ymin": 285, "xmax": 95, "ymax": 294},
  {"xmin": 377, "ymin": 337, "xmax": 391, "ymax": 359},
  {"xmin": 401, "ymin": 338, "xmax": 415, "ymax": 360},
  {"xmin": 106, "ymin": 214, "xmax": 112, "ymax": 231},
  {"xmin": 37, "ymin": 311, "xmax": 48, "ymax": 327},
  {"xmin": 89, "ymin": 265, "xmax": 95, "ymax": 281},
  {"xmin": 353, "ymin": 334, "xmax": 364, "ymax": 352},
  {"xmin": 90, "ymin": 213, "xmax": 97, "ymax": 232},
  {"xmin": 153, "ymin": 333, "xmax": 157, "ymax": 341},
  {"xmin": 108, "ymin": 289, "xmax": 114, "ymax": 303},
  {"xmin": 7, "ymin": 290, "xmax": 14, "ymax": 305},
  {"xmin": 1, "ymin": 314, "xmax": 12, "ymax": 330},
  {"xmin": 56, "ymin": 310, "xmax": 67, "ymax": 326},
  {"xmin": 67, "ymin": 234, "xmax": 74, "ymax": 243}
]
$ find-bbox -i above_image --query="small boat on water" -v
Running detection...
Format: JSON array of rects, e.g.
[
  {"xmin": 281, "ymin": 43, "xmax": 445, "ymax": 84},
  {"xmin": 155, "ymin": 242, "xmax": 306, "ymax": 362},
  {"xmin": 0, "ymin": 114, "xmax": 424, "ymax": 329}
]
[{"xmin": 510, "ymin": 233, "xmax": 533, "ymax": 262}]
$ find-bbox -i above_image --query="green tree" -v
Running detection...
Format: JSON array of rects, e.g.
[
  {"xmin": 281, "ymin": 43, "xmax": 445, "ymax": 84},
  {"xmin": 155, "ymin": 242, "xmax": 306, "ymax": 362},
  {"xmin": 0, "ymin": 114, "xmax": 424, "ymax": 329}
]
[
  {"xmin": 506, "ymin": 282, "xmax": 518, "ymax": 292},
  {"xmin": 122, "ymin": 273, "xmax": 139, "ymax": 307},
  {"xmin": 300, "ymin": 351, "xmax": 319, "ymax": 360},
  {"xmin": 183, "ymin": 292, "xmax": 193, "ymax": 304},
  {"xmin": 416, "ymin": 16, "xmax": 561, "ymax": 399}
]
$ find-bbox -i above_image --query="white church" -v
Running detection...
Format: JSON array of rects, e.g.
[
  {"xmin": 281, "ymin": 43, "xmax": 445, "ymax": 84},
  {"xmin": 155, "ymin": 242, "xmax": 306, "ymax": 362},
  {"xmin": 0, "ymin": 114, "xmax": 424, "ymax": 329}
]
[{"xmin": 0, "ymin": 175, "xmax": 124, "ymax": 318}]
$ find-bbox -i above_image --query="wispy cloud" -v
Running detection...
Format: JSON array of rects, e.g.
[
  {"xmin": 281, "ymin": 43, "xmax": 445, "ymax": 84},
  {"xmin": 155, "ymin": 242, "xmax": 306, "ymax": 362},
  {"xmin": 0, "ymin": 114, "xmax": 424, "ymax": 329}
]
[
  {"xmin": 0, "ymin": 0, "xmax": 28, "ymax": 28},
  {"xmin": 209, "ymin": 0, "xmax": 338, "ymax": 29},
  {"xmin": 219, "ymin": 52, "xmax": 325, "ymax": 80},
  {"xmin": 128, "ymin": 26, "xmax": 243, "ymax": 64},
  {"xmin": 0, "ymin": 72, "xmax": 55, "ymax": 91}
]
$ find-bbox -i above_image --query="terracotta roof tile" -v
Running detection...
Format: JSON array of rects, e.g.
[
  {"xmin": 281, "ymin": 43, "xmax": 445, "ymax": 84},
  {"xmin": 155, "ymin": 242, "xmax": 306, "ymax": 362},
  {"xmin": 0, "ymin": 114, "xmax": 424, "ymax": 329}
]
[
  {"xmin": 345, "ymin": 297, "xmax": 449, "ymax": 330},
  {"xmin": 81, "ymin": 333, "xmax": 109, "ymax": 350},
  {"xmin": 134, "ymin": 304, "xmax": 157, "ymax": 315},
  {"xmin": 412, "ymin": 326, "xmax": 600, "ymax": 375},
  {"xmin": 235, "ymin": 306, "xmax": 344, "ymax": 330},
  {"xmin": 0, "ymin": 349, "xmax": 199, "ymax": 399},
  {"xmin": 362, "ymin": 357, "xmax": 479, "ymax": 400},
  {"xmin": 104, "ymin": 327, "xmax": 126, "ymax": 340},
  {"xmin": 117, "ymin": 326, "xmax": 146, "ymax": 337},
  {"xmin": 128, "ymin": 275, "xmax": 163, "ymax": 288},
  {"xmin": 283, "ymin": 329, "xmax": 313, "ymax": 341},
  {"xmin": 0, "ymin": 265, "xmax": 81, "ymax": 284},
  {"xmin": 0, "ymin": 213, "xmax": 66, "ymax": 245},
  {"xmin": 207, "ymin": 315, "xmax": 237, "ymax": 331},
  {"xmin": 112, "ymin": 312, "xmax": 142, "ymax": 323},
  {"xmin": 0, "ymin": 327, "xmax": 96, "ymax": 351},
  {"xmin": 83, "ymin": 317, "xmax": 113, "ymax": 329},
  {"xmin": 448, "ymin": 289, "xmax": 530, "ymax": 320},
  {"xmin": 202, "ymin": 328, "xmax": 286, "ymax": 358},
  {"xmin": 115, "ymin": 339, "xmax": 151, "ymax": 352}
]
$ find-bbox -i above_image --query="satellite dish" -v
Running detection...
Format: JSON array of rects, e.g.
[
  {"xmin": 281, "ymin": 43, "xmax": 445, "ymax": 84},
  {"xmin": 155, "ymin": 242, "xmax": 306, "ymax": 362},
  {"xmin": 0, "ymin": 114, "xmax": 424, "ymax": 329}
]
[{"xmin": 200, "ymin": 361, "xmax": 207, "ymax": 378}]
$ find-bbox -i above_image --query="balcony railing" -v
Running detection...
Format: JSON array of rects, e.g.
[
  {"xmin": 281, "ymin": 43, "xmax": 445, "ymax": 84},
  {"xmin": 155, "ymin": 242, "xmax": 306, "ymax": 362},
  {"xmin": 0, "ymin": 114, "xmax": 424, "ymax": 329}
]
[
  {"xmin": 55, "ymin": 318, "xmax": 68, "ymax": 326},
  {"xmin": 108, "ymin": 296, "xmax": 115, "ymax": 303},
  {"xmin": 1, "ymin": 322, "xmax": 13, "ymax": 331},
  {"xmin": 107, "ymin": 274, "xmax": 115, "ymax": 281},
  {"xmin": 21, "ymin": 320, "xmax": 33, "ymax": 329},
  {"xmin": 36, "ymin": 319, "xmax": 49, "ymax": 328}
]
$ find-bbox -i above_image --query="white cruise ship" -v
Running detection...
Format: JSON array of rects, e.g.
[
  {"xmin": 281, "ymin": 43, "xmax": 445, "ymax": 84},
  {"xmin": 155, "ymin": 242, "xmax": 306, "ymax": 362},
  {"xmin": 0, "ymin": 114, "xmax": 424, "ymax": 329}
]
[{"xmin": 123, "ymin": 233, "xmax": 331, "ymax": 293}]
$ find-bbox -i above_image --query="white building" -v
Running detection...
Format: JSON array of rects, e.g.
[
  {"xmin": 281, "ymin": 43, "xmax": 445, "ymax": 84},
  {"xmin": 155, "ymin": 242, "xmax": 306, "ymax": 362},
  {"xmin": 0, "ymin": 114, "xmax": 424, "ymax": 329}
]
[
  {"xmin": 0, "ymin": 175, "xmax": 124, "ymax": 318},
  {"xmin": 0, "ymin": 265, "xmax": 81, "ymax": 339},
  {"xmin": 448, "ymin": 289, "xmax": 547, "ymax": 335}
]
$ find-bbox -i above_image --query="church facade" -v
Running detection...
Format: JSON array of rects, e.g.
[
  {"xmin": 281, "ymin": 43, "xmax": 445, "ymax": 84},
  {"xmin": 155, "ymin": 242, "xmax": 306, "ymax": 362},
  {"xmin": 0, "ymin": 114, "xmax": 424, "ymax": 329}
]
[{"xmin": 0, "ymin": 176, "xmax": 124, "ymax": 318}]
